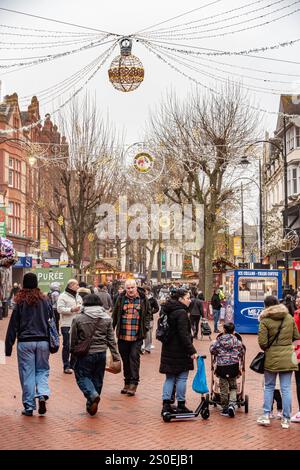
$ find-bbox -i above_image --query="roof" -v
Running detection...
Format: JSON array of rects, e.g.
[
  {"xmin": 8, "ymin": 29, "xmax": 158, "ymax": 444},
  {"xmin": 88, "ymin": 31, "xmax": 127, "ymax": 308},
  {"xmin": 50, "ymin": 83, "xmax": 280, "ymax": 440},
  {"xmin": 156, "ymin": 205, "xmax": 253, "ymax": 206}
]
[{"xmin": 276, "ymin": 95, "xmax": 300, "ymax": 133}]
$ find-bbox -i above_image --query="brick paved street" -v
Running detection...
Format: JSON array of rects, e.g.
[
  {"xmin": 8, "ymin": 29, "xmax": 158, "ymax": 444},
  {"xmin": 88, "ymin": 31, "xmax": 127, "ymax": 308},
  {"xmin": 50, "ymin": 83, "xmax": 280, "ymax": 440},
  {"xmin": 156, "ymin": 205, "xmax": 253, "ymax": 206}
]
[{"xmin": 0, "ymin": 313, "xmax": 299, "ymax": 451}]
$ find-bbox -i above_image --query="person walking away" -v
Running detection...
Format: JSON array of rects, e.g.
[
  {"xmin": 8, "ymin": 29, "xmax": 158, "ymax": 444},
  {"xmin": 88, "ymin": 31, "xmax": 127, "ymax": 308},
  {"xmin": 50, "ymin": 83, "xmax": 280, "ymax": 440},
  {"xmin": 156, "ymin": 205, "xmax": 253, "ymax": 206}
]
[
  {"xmin": 143, "ymin": 286, "xmax": 159, "ymax": 353},
  {"xmin": 48, "ymin": 282, "xmax": 61, "ymax": 332},
  {"xmin": 257, "ymin": 295, "xmax": 299, "ymax": 428},
  {"xmin": 160, "ymin": 289, "xmax": 197, "ymax": 415},
  {"xmin": 70, "ymin": 294, "xmax": 120, "ymax": 416},
  {"xmin": 96, "ymin": 284, "xmax": 113, "ymax": 312},
  {"xmin": 112, "ymin": 279, "xmax": 151, "ymax": 396},
  {"xmin": 5, "ymin": 273, "xmax": 53, "ymax": 416},
  {"xmin": 283, "ymin": 294, "xmax": 295, "ymax": 317},
  {"xmin": 8, "ymin": 282, "xmax": 20, "ymax": 309},
  {"xmin": 211, "ymin": 290, "xmax": 222, "ymax": 333},
  {"xmin": 57, "ymin": 279, "xmax": 82, "ymax": 374},
  {"xmin": 291, "ymin": 300, "xmax": 300, "ymax": 422},
  {"xmin": 189, "ymin": 295, "xmax": 204, "ymax": 339},
  {"xmin": 210, "ymin": 322, "xmax": 243, "ymax": 417}
]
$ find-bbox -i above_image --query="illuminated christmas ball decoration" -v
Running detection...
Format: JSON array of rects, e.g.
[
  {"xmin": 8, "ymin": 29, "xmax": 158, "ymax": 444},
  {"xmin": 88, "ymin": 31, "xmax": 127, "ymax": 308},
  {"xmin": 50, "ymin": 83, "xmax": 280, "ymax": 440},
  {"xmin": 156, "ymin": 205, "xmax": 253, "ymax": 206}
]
[
  {"xmin": 133, "ymin": 152, "xmax": 155, "ymax": 173},
  {"xmin": 57, "ymin": 215, "xmax": 64, "ymax": 226},
  {"xmin": 88, "ymin": 233, "xmax": 95, "ymax": 242},
  {"xmin": 108, "ymin": 37, "xmax": 144, "ymax": 92}
]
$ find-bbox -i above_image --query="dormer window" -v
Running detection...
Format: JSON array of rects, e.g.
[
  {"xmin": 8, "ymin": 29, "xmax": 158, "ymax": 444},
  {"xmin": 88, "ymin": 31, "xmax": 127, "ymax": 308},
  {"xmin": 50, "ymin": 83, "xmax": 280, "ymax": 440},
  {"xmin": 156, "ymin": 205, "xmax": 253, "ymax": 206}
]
[{"xmin": 296, "ymin": 126, "xmax": 300, "ymax": 148}]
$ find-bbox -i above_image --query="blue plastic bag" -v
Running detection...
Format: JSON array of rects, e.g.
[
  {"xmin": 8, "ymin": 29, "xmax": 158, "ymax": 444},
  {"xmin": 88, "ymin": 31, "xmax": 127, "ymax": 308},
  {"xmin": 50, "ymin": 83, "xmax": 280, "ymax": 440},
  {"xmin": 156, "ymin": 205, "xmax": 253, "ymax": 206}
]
[{"xmin": 192, "ymin": 356, "xmax": 209, "ymax": 394}]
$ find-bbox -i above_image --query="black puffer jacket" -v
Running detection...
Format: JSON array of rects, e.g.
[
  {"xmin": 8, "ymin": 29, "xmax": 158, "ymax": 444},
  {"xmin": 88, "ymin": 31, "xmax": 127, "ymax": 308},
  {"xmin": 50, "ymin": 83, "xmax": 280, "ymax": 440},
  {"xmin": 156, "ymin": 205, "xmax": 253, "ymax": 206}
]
[{"xmin": 159, "ymin": 299, "xmax": 197, "ymax": 375}]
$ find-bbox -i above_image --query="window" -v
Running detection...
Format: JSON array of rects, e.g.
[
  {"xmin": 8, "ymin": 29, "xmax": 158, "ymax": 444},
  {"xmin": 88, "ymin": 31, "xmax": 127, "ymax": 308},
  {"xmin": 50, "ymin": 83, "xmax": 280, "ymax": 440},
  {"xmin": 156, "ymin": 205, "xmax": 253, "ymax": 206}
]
[
  {"xmin": 287, "ymin": 128, "xmax": 295, "ymax": 152},
  {"xmin": 176, "ymin": 254, "xmax": 179, "ymax": 266},
  {"xmin": 7, "ymin": 201, "xmax": 21, "ymax": 235},
  {"xmin": 296, "ymin": 127, "xmax": 300, "ymax": 148},
  {"xmin": 293, "ymin": 168, "xmax": 298, "ymax": 194},
  {"xmin": 288, "ymin": 166, "xmax": 299, "ymax": 196},
  {"xmin": 7, "ymin": 157, "xmax": 21, "ymax": 190},
  {"xmin": 238, "ymin": 277, "xmax": 278, "ymax": 302},
  {"xmin": 169, "ymin": 253, "xmax": 173, "ymax": 267}
]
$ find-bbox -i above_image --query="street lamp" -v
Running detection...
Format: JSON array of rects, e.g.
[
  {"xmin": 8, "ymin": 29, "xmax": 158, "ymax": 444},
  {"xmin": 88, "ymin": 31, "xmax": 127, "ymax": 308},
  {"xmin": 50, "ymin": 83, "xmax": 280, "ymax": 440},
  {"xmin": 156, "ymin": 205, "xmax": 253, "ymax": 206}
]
[{"xmin": 241, "ymin": 135, "xmax": 289, "ymax": 287}]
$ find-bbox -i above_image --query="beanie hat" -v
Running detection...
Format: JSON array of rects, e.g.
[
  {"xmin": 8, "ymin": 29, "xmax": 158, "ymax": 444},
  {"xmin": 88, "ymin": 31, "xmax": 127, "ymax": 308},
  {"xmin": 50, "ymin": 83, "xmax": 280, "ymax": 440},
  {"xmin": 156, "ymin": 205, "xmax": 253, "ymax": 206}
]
[{"xmin": 23, "ymin": 272, "xmax": 38, "ymax": 289}]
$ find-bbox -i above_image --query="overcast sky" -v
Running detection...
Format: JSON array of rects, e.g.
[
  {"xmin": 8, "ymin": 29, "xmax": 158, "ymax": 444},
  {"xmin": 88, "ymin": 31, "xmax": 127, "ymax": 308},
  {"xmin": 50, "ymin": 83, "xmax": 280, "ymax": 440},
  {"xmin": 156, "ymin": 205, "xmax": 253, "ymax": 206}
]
[{"xmin": 1, "ymin": 0, "xmax": 300, "ymax": 229}]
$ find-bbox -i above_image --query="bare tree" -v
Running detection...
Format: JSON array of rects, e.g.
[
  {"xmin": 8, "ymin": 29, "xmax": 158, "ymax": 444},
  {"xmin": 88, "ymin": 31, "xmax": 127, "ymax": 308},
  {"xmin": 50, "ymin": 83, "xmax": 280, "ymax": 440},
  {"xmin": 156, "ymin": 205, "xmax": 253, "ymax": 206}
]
[
  {"xmin": 31, "ymin": 96, "xmax": 123, "ymax": 273},
  {"xmin": 147, "ymin": 83, "xmax": 259, "ymax": 297}
]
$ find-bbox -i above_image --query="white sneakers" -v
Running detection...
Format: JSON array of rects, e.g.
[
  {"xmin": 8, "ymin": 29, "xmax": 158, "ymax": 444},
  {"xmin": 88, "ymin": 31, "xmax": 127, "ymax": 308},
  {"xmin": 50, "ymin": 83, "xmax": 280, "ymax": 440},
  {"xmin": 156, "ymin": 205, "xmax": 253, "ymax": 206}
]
[
  {"xmin": 281, "ymin": 417, "xmax": 290, "ymax": 429},
  {"xmin": 257, "ymin": 415, "xmax": 271, "ymax": 426},
  {"xmin": 257, "ymin": 414, "xmax": 290, "ymax": 428},
  {"xmin": 291, "ymin": 412, "xmax": 300, "ymax": 423}
]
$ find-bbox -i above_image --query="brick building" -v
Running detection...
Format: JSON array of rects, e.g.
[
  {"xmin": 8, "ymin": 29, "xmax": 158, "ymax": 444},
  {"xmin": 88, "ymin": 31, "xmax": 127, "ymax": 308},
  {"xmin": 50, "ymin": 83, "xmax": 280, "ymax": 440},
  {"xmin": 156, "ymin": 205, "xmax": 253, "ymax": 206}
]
[{"xmin": 0, "ymin": 93, "xmax": 64, "ymax": 283}]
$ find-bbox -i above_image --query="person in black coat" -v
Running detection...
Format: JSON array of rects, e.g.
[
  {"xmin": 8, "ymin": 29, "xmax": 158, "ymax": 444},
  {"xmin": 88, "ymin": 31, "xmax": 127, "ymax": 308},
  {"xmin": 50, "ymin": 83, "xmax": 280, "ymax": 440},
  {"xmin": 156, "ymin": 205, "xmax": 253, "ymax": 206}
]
[
  {"xmin": 211, "ymin": 290, "xmax": 222, "ymax": 333},
  {"xmin": 189, "ymin": 296, "xmax": 204, "ymax": 339},
  {"xmin": 160, "ymin": 288, "xmax": 197, "ymax": 415}
]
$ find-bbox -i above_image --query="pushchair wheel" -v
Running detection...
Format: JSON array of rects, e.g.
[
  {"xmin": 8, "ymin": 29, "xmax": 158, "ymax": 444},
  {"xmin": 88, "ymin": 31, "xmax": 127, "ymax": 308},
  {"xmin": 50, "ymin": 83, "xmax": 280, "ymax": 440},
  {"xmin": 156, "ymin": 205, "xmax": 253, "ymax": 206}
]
[
  {"xmin": 163, "ymin": 413, "xmax": 172, "ymax": 422},
  {"xmin": 244, "ymin": 395, "xmax": 249, "ymax": 413}
]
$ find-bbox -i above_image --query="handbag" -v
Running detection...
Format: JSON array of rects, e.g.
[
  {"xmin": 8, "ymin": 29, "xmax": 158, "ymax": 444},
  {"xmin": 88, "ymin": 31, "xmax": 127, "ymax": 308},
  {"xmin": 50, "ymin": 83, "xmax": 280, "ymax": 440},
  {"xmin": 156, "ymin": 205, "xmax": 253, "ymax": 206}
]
[
  {"xmin": 48, "ymin": 304, "xmax": 59, "ymax": 354},
  {"xmin": 192, "ymin": 356, "xmax": 209, "ymax": 394},
  {"xmin": 250, "ymin": 319, "xmax": 284, "ymax": 374},
  {"xmin": 73, "ymin": 316, "xmax": 102, "ymax": 358},
  {"xmin": 105, "ymin": 350, "xmax": 121, "ymax": 374}
]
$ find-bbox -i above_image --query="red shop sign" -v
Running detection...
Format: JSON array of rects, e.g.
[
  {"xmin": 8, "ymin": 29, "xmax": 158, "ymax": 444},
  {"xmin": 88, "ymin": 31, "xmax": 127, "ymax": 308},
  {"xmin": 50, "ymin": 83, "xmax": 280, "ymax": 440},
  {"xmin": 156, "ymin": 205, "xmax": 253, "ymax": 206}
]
[{"xmin": 292, "ymin": 261, "xmax": 300, "ymax": 270}]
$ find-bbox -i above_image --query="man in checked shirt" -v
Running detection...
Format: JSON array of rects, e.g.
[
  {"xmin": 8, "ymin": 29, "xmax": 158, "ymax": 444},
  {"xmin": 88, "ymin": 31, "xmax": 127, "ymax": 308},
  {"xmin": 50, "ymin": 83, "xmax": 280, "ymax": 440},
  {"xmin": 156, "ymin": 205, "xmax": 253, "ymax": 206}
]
[{"xmin": 112, "ymin": 279, "xmax": 151, "ymax": 396}]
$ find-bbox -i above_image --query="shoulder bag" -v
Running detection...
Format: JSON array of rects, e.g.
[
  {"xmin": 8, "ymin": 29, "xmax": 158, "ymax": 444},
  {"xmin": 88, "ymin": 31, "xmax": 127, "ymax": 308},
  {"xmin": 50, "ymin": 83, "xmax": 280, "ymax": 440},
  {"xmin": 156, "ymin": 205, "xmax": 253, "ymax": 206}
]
[
  {"xmin": 250, "ymin": 318, "xmax": 284, "ymax": 374},
  {"xmin": 73, "ymin": 316, "xmax": 102, "ymax": 358}
]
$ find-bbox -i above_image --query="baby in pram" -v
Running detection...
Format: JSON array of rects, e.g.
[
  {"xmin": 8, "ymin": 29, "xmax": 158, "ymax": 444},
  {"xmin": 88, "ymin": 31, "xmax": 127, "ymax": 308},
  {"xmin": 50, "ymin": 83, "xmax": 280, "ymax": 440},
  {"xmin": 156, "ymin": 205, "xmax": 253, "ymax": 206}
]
[{"xmin": 210, "ymin": 322, "xmax": 244, "ymax": 418}]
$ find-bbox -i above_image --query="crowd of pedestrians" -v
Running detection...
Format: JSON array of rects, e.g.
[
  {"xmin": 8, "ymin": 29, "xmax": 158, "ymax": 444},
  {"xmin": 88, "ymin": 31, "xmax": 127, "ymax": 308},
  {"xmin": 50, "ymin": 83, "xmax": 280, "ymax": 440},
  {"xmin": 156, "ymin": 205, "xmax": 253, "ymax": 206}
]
[{"xmin": 3, "ymin": 274, "xmax": 300, "ymax": 429}]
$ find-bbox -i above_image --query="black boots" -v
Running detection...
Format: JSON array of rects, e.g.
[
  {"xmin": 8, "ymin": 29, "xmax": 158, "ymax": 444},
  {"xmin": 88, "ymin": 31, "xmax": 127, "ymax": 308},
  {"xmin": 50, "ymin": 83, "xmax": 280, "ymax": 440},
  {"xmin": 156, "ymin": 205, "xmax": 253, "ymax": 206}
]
[
  {"xmin": 161, "ymin": 400, "xmax": 176, "ymax": 416},
  {"xmin": 176, "ymin": 401, "xmax": 192, "ymax": 413}
]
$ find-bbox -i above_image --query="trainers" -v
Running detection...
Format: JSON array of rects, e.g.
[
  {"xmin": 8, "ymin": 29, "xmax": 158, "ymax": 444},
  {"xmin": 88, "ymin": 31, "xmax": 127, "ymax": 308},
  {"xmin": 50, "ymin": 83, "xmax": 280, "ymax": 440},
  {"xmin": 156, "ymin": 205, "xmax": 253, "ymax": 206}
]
[
  {"xmin": 22, "ymin": 409, "xmax": 33, "ymax": 416},
  {"xmin": 281, "ymin": 417, "xmax": 290, "ymax": 429},
  {"xmin": 64, "ymin": 368, "xmax": 73, "ymax": 374},
  {"xmin": 228, "ymin": 404, "xmax": 235, "ymax": 418},
  {"xmin": 276, "ymin": 411, "xmax": 283, "ymax": 420},
  {"xmin": 257, "ymin": 415, "xmax": 271, "ymax": 426},
  {"xmin": 269, "ymin": 412, "xmax": 275, "ymax": 419},
  {"xmin": 38, "ymin": 396, "xmax": 47, "ymax": 415},
  {"xmin": 291, "ymin": 412, "xmax": 300, "ymax": 423}
]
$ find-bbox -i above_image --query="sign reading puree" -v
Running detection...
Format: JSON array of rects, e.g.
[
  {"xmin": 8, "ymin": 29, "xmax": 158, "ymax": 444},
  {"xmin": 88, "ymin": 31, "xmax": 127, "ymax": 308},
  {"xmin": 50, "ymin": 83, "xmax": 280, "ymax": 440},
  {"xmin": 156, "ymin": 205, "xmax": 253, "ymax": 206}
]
[{"xmin": 33, "ymin": 268, "xmax": 73, "ymax": 293}]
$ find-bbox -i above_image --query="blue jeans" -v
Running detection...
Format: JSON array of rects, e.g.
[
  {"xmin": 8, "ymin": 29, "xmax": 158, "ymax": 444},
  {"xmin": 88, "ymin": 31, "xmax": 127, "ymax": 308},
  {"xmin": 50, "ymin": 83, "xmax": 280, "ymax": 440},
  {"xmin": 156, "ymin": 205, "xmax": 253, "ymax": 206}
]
[
  {"xmin": 213, "ymin": 309, "xmax": 220, "ymax": 332},
  {"xmin": 17, "ymin": 341, "xmax": 50, "ymax": 410},
  {"xmin": 74, "ymin": 352, "xmax": 106, "ymax": 403},
  {"xmin": 263, "ymin": 371, "xmax": 293, "ymax": 419},
  {"xmin": 162, "ymin": 370, "xmax": 189, "ymax": 402},
  {"xmin": 61, "ymin": 326, "xmax": 71, "ymax": 370}
]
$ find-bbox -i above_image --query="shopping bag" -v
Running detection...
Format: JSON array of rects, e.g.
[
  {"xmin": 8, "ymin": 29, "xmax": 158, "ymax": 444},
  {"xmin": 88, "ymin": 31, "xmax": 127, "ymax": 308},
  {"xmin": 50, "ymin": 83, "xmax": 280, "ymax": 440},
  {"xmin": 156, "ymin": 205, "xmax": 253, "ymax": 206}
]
[
  {"xmin": 220, "ymin": 307, "xmax": 226, "ymax": 320},
  {"xmin": 105, "ymin": 349, "xmax": 121, "ymax": 374},
  {"xmin": 192, "ymin": 356, "xmax": 209, "ymax": 394}
]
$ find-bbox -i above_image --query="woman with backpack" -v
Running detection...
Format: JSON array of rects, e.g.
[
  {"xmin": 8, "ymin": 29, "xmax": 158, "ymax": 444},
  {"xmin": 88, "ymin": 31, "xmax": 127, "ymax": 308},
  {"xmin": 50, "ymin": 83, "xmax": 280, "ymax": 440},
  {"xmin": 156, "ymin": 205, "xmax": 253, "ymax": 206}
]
[
  {"xmin": 159, "ymin": 288, "xmax": 197, "ymax": 416},
  {"xmin": 5, "ymin": 273, "xmax": 53, "ymax": 416}
]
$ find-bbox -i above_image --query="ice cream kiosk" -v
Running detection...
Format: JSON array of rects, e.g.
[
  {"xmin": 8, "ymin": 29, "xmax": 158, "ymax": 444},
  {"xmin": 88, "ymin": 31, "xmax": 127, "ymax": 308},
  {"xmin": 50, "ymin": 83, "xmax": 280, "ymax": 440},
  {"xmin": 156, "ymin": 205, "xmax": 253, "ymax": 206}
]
[{"xmin": 225, "ymin": 269, "xmax": 282, "ymax": 334}]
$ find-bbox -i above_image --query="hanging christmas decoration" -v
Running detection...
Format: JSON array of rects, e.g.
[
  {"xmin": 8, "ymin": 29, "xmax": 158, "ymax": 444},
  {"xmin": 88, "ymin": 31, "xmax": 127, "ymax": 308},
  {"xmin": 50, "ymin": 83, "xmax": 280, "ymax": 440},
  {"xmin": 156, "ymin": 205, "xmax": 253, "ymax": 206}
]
[
  {"xmin": 133, "ymin": 152, "xmax": 155, "ymax": 173},
  {"xmin": 57, "ymin": 215, "xmax": 64, "ymax": 226},
  {"xmin": 108, "ymin": 37, "xmax": 144, "ymax": 92},
  {"xmin": 87, "ymin": 232, "xmax": 95, "ymax": 242}
]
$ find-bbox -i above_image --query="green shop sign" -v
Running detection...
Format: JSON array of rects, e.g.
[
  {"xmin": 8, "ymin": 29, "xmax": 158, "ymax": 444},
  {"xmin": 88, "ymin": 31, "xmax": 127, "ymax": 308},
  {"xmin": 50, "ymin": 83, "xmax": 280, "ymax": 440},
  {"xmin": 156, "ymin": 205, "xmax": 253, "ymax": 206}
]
[{"xmin": 33, "ymin": 268, "xmax": 74, "ymax": 293}]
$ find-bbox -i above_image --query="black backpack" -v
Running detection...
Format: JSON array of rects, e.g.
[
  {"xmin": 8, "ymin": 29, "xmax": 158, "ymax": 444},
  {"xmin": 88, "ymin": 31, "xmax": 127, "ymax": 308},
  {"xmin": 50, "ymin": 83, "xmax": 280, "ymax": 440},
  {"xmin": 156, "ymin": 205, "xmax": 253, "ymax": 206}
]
[{"xmin": 156, "ymin": 310, "xmax": 170, "ymax": 344}]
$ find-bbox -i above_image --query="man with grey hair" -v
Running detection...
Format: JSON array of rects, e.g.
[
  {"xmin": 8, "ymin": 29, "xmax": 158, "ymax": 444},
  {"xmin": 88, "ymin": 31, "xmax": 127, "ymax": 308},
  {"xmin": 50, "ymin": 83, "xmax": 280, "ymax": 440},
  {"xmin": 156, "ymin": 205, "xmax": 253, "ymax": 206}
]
[
  {"xmin": 57, "ymin": 279, "xmax": 82, "ymax": 374},
  {"xmin": 112, "ymin": 279, "xmax": 151, "ymax": 396}
]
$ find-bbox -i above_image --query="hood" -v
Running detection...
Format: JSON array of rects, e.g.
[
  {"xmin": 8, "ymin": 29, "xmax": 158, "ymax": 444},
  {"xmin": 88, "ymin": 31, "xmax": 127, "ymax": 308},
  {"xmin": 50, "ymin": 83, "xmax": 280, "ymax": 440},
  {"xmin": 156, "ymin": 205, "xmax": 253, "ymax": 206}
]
[
  {"xmin": 217, "ymin": 334, "xmax": 240, "ymax": 350},
  {"xmin": 82, "ymin": 306, "xmax": 110, "ymax": 319},
  {"xmin": 162, "ymin": 299, "xmax": 188, "ymax": 314},
  {"xmin": 259, "ymin": 304, "xmax": 288, "ymax": 321}
]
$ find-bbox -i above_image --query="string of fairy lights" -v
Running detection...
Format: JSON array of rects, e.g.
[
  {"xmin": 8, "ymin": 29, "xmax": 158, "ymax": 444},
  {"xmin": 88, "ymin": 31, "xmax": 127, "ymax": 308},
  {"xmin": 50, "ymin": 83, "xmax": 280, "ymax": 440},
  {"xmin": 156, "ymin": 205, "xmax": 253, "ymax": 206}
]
[{"xmin": 0, "ymin": 0, "xmax": 300, "ymax": 135}]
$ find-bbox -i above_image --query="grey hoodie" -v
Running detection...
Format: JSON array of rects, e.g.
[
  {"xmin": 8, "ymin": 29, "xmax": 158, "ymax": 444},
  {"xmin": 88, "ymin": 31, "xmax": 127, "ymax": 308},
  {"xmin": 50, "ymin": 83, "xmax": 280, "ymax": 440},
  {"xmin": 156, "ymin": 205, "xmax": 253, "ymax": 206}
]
[{"xmin": 70, "ymin": 306, "xmax": 120, "ymax": 360}]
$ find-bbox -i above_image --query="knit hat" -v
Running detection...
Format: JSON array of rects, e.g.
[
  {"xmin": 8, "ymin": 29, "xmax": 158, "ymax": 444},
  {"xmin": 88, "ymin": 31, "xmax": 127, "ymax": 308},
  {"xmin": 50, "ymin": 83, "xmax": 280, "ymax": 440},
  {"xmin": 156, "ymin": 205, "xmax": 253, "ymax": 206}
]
[{"xmin": 23, "ymin": 272, "xmax": 38, "ymax": 289}]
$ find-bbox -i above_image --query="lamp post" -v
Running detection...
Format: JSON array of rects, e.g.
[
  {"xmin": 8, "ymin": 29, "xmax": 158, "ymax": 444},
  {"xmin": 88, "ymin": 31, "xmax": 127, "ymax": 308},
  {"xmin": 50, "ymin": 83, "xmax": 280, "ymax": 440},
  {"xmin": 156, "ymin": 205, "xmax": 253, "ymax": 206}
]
[{"xmin": 241, "ymin": 183, "xmax": 245, "ymax": 263}]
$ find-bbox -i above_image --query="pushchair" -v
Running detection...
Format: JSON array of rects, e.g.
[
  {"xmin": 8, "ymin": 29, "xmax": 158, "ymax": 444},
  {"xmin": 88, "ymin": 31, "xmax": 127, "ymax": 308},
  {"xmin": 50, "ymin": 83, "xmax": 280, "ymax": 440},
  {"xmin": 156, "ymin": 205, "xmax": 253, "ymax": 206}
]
[
  {"xmin": 200, "ymin": 318, "xmax": 212, "ymax": 341},
  {"xmin": 209, "ymin": 333, "xmax": 249, "ymax": 413}
]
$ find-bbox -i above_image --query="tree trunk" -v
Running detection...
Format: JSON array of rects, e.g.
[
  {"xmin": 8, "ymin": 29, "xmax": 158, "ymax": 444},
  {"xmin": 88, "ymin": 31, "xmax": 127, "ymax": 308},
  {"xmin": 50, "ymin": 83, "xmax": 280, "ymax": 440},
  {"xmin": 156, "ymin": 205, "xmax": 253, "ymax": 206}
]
[
  {"xmin": 204, "ymin": 223, "xmax": 215, "ymax": 301},
  {"xmin": 198, "ymin": 248, "xmax": 205, "ymax": 293},
  {"xmin": 146, "ymin": 242, "xmax": 158, "ymax": 283}
]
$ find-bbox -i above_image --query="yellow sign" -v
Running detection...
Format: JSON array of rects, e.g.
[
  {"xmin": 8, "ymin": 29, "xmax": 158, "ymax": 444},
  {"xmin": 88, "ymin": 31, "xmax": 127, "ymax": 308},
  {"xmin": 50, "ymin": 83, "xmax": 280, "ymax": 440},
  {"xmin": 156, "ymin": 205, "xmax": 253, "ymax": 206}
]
[
  {"xmin": 233, "ymin": 236, "xmax": 242, "ymax": 257},
  {"xmin": 40, "ymin": 237, "xmax": 48, "ymax": 252}
]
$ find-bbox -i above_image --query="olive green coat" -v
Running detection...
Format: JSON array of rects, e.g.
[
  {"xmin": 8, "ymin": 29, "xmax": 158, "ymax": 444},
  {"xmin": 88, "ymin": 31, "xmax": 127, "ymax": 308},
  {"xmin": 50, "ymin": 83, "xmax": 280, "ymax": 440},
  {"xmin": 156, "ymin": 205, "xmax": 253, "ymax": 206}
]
[{"xmin": 258, "ymin": 304, "xmax": 300, "ymax": 372}]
